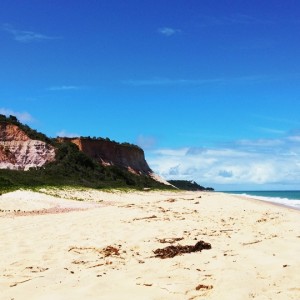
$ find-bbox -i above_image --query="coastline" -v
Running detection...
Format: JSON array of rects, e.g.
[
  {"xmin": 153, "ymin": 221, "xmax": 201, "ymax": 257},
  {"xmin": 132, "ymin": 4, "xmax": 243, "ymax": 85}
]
[
  {"xmin": 226, "ymin": 192, "xmax": 300, "ymax": 212},
  {"xmin": 1, "ymin": 189, "xmax": 300, "ymax": 299}
]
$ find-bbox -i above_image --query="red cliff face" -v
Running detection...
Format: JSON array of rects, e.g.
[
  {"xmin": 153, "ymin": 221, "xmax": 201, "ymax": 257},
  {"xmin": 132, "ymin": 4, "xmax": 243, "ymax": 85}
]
[
  {"xmin": 0, "ymin": 123, "xmax": 29, "ymax": 141},
  {"xmin": 0, "ymin": 122, "xmax": 171, "ymax": 186},
  {"xmin": 0, "ymin": 123, "xmax": 55, "ymax": 170},
  {"xmin": 59, "ymin": 138, "xmax": 153, "ymax": 175}
]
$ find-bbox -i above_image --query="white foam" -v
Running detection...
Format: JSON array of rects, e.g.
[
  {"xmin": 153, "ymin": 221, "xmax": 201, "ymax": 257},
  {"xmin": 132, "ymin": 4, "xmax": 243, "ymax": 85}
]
[{"xmin": 238, "ymin": 193, "xmax": 300, "ymax": 209}]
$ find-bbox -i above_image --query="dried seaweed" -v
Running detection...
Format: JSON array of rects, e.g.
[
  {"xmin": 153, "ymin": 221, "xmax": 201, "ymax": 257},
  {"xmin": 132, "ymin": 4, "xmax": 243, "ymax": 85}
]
[
  {"xmin": 153, "ymin": 240, "xmax": 211, "ymax": 259},
  {"xmin": 195, "ymin": 284, "xmax": 213, "ymax": 290},
  {"xmin": 102, "ymin": 246, "xmax": 120, "ymax": 257}
]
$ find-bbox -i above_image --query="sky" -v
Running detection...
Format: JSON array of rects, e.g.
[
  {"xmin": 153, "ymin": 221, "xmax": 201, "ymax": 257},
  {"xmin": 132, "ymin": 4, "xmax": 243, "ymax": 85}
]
[{"xmin": 1, "ymin": 0, "xmax": 300, "ymax": 191}]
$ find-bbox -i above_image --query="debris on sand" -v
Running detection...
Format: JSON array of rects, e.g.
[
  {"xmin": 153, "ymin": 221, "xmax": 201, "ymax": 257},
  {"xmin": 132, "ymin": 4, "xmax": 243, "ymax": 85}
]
[
  {"xmin": 133, "ymin": 215, "xmax": 157, "ymax": 221},
  {"xmin": 69, "ymin": 245, "xmax": 120, "ymax": 257},
  {"xmin": 157, "ymin": 237, "xmax": 184, "ymax": 244},
  {"xmin": 195, "ymin": 284, "xmax": 213, "ymax": 290},
  {"xmin": 165, "ymin": 198, "xmax": 176, "ymax": 203},
  {"xmin": 102, "ymin": 246, "xmax": 120, "ymax": 257},
  {"xmin": 153, "ymin": 240, "xmax": 211, "ymax": 259}
]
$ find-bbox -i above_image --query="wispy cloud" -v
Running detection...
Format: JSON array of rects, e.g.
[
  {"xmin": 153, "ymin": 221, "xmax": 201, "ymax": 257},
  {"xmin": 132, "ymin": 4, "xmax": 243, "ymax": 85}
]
[
  {"xmin": 254, "ymin": 126, "xmax": 286, "ymax": 135},
  {"xmin": 147, "ymin": 132, "xmax": 300, "ymax": 190},
  {"xmin": 47, "ymin": 85, "xmax": 83, "ymax": 91},
  {"xmin": 56, "ymin": 130, "xmax": 79, "ymax": 138},
  {"xmin": 198, "ymin": 13, "xmax": 273, "ymax": 27},
  {"xmin": 158, "ymin": 27, "xmax": 182, "ymax": 36},
  {"xmin": 0, "ymin": 108, "xmax": 34, "ymax": 123},
  {"xmin": 123, "ymin": 75, "xmax": 270, "ymax": 87},
  {"xmin": 253, "ymin": 114, "xmax": 300, "ymax": 126},
  {"xmin": 136, "ymin": 135, "xmax": 156, "ymax": 149},
  {"xmin": 225, "ymin": 13, "xmax": 273, "ymax": 25},
  {"xmin": 123, "ymin": 78, "xmax": 221, "ymax": 86},
  {"xmin": 286, "ymin": 135, "xmax": 300, "ymax": 142},
  {"xmin": 2, "ymin": 24, "xmax": 61, "ymax": 43}
]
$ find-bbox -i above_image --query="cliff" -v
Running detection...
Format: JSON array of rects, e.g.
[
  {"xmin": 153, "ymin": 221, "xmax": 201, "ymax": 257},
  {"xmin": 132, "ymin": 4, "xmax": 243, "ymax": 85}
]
[
  {"xmin": 0, "ymin": 115, "xmax": 171, "ymax": 189},
  {"xmin": 58, "ymin": 138, "xmax": 152, "ymax": 175},
  {"xmin": 0, "ymin": 124, "xmax": 152, "ymax": 175},
  {"xmin": 0, "ymin": 123, "xmax": 55, "ymax": 170},
  {"xmin": 57, "ymin": 137, "xmax": 171, "ymax": 186}
]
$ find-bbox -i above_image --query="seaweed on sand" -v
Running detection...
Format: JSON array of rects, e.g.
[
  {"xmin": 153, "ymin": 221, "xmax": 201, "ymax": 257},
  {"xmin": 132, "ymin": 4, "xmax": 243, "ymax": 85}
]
[{"xmin": 153, "ymin": 240, "xmax": 211, "ymax": 259}]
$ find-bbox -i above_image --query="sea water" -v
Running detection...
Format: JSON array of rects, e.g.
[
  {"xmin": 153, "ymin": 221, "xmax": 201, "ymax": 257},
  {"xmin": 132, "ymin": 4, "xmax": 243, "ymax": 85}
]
[{"xmin": 225, "ymin": 191, "xmax": 300, "ymax": 210}]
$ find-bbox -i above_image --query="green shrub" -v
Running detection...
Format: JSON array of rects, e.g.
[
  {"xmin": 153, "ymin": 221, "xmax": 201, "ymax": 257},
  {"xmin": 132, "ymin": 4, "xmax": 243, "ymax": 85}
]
[{"xmin": 0, "ymin": 115, "xmax": 172, "ymax": 192}]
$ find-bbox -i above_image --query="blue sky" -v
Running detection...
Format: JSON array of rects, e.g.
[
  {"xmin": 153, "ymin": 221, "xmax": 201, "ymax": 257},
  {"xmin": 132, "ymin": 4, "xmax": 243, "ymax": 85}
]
[{"xmin": 1, "ymin": 0, "xmax": 300, "ymax": 190}]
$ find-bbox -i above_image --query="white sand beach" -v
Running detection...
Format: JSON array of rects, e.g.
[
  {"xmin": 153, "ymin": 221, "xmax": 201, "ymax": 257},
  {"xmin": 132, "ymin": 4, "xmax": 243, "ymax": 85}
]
[{"xmin": 1, "ymin": 188, "xmax": 300, "ymax": 300}]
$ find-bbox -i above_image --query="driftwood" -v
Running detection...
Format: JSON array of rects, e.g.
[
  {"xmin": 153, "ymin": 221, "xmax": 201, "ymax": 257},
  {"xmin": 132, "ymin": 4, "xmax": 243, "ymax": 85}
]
[
  {"xmin": 133, "ymin": 215, "xmax": 157, "ymax": 221},
  {"xmin": 157, "ymin": 237, "xmax": 184, "ymax": 244},
  {"xmin": 242, "ymin": 240, "xmax": 262, "ymax": 246},
  {"xmin": 153, "ymin": 240, "xmax": 211, "ymax": 259}
]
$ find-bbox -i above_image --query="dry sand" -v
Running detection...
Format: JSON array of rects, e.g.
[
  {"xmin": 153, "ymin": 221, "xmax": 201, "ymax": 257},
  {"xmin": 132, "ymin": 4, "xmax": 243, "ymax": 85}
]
[{"xmin": 0, "ymin": 188, "xmax": 299, "ymax": 300}]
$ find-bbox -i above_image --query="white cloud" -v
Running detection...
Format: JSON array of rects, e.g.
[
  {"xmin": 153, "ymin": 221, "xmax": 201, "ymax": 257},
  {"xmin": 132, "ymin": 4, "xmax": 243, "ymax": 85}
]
[
  {"xmin": 158, "ymin": 27, "xmax": 182, "ymax": 36},
  {"xmin": 147, "ymin": 135, "xmax": 300, "ymax": 190},
  {"xmin": 154, "ymin": 148, "xmax": 189, "ymax": 156},
  {"xmin": 56, "ymin": 130, "xmax": 79, "ymax": 138},
  {"xmin": 47, "ymin": 85, "xmax": 82, "ymax": 91},
  {"xmin": 236, "ymin": 139, "xmax": 283, "ymax": 148},
  {"xmin": 2, "ymin": 24, "xmax": 61, "ymax": 43},
  {"xmin": 218, "ymin": 170, "xmax": 233, "ymax": 178},
  {"xmin": 287, "ymin": 135, "xmax": 300, "ymax": 142},
  {"xmin": 136, "ymin": 135, "xmax": 156, "ymax": 149},
  {"xmin": 0, "ymin": 108, "xmax": 34, "ymax": 123}
]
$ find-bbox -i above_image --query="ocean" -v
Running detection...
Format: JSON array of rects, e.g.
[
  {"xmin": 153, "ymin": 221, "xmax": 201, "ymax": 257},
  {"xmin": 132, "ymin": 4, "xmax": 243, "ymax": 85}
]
[{"xmin": 224, "ymin": 191, "xmax": 300, "ymax": 210}]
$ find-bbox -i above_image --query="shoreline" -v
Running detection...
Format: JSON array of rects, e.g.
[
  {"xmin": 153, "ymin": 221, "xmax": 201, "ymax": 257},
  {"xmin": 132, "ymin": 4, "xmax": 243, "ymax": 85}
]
[
  {"xmin": 225, "ymin": 192, "xmax": 300, "ymax": 212},
  {"xmin": 1, "ymin": 189, "xmax": 299, "ymax": 299}
]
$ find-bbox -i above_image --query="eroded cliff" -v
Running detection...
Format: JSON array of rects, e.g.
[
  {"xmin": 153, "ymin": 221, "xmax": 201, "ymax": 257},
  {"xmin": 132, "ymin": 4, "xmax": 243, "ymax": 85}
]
[
  {"xmin": 0, "ymin": 123, "xmax": 55, "ymax": 170},
  {"xmin": 58, "ymin": 138, "xmax": 152, "ymax": 175},
  {"xmin": 0, "ymin": 116, "xmax": 170, "ymax": 188}
]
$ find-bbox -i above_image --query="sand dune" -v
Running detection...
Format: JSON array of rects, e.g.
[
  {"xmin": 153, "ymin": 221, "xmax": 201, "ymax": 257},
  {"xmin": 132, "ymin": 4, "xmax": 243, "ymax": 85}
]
[{"xmin": 1, "ymin": 189, "xmax": 299, "ymax": 299}]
